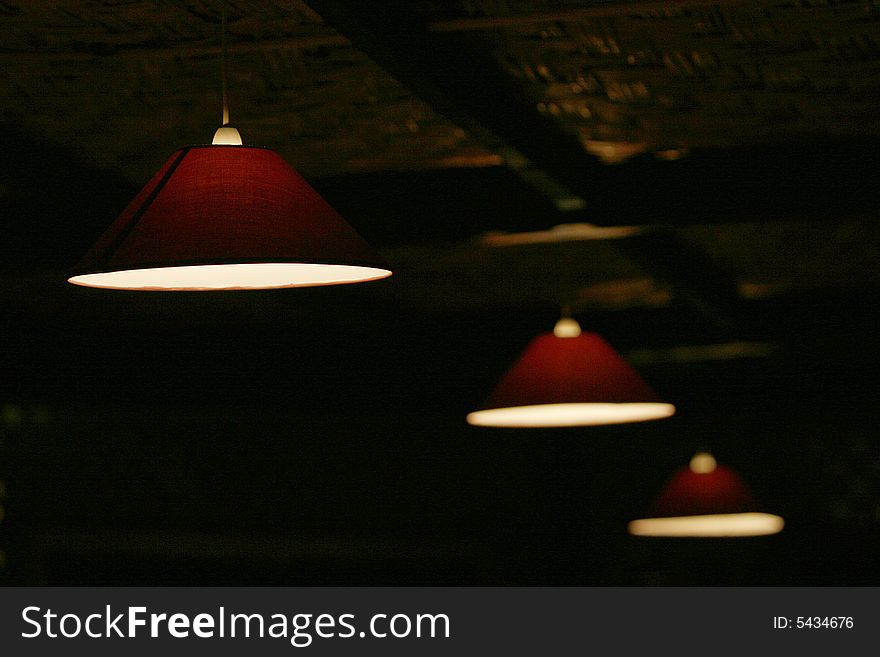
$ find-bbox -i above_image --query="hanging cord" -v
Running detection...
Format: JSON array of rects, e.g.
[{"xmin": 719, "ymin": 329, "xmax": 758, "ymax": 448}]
[
  {"xmin": 554, "ymin": 245, "xmax": 582, "ymax": 337},
  {"xmin": 212, "ymin": 0, "xmax": 241, "ymax": 144},
  {"xmin": 557, "ymin": 240, "xmax": 578, "ymax": 319},
  {"xmin": 221, "ymin": 0, "xmax": 229, "ymax": 125}
]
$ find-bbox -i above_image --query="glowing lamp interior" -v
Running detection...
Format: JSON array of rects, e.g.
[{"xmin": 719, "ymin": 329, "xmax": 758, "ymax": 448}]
[
  {"xmin": 466, "ymin": 402, "xmax": 676, "ymax": 428},
  {"xmin": 627, "ymin": 512, "xmax": 785, "ymax": 537},
  {"xmin": 68, "ymin": 263, "xmax": 391, "ymax": 291}
]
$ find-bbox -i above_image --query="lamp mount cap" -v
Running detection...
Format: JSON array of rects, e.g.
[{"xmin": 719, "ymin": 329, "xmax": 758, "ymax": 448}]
[
  {"xmin": 212, "ymin": 125, "xmax": 243, "ymax": 145},
  {"xmin": 553, "ymin": 317, "xmax": 582, "ymax": 338}
]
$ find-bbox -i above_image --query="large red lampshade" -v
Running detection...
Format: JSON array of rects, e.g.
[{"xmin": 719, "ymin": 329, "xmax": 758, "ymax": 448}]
[
  {"xmin": 628, "ymin": 452, "xmax": 784, "ymax": 537},
  {"xmin": 69, "ymin": 141, "xmax": 391, "ymax": 290},
  {"xmin": 466, "ymin": 318, "xmax": 675, "ymax": 428}
]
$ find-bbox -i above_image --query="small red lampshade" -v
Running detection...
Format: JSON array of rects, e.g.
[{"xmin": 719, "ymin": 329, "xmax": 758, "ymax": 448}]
[
  {"xmin": 69, "ymin": 144, "xmax": 391, "ymax": 290},
  {"xmin": 466, "ymin": 319, "xmax": 675, "ymax": 427},
  {"xmin": 628, "ymin": 452, "xmax": 784, "ymax": 537}
]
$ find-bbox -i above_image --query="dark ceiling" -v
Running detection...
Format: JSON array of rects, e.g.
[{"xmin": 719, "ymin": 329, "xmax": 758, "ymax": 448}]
[{"xmin": 1, "ymin": 1, "xmax": 879, "ymax": 585}]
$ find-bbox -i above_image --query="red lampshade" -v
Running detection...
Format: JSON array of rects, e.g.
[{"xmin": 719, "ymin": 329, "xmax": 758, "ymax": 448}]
[
  {"xmin": 466, "ymin": 319, "xmax": 675, "ymax": 427},
  {"xmin": 628, "ymin": 452, "xmax": 784, "ymax": 537},
  {"xmin": 69, "ymin": 144, "xmax": 391, "ymax": 290}
]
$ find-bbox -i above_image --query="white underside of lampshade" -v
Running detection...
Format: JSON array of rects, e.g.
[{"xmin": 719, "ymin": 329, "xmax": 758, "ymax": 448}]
[
  {"xmin": 466, "ymin": 402, "xmax": 676, "ymax": 428},
  {"xmin": 628, "ymin": 512, "xmax": 785, "ymax": 537},
  {"xmin": 68, "ymin": 263, "xmax": 392, "ymax": 291}
]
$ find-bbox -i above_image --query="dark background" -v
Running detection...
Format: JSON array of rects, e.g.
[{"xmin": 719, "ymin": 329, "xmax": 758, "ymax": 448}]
[{"xmin": 1, "ymin": 0, "xmax": 880, "ymax": 585}]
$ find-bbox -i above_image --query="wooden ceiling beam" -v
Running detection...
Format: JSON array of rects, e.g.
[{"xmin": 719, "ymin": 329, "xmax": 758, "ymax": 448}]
[
  {"xmin": 305, "ymin": 1, "xmax": 751, "ymax": 333},
  {"xmin": 0, "ymin": 34, "xmax": 351, "ymax": 60},
  {"xmin": 430, "ymin": 0, "xmax": 749, "ymax": 32},
  {"xmin": 306, "ymin": 0, "xmax": 590, "ymax": 214}
]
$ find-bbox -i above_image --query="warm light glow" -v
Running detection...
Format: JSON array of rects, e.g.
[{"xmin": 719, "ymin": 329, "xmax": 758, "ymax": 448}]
[
  {"xmin": 628, "ymin": 512, "xmax": 784, "ymax": 537},
  {"xmin": 689, "ymin": 452, "xmax": 717, "ymax": 474},
  {"xmin": 553, "ymin": 317, "xmax": 582, "ymax": 338},
  {"xmin": 655, "ymin": 148, "xmax": 688, "ymax": 161},
  {"xmin": 466, "ymin": 402, "xmax": 675, "ymax": 428},
  {"xmin": 68, "ymin": 263, "xmax": 392, "ymax": 291},
  {"xmin": 583, "ymin": 139, "xmax": 648, "ymax": 164},
  {"xmin": 481, "ymin": 222, "xmax": 642, "ymax": 246}
]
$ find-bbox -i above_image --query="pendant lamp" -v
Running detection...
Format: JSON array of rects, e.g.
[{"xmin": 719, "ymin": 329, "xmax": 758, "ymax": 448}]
[
  {"xmin": 68, "ymin": 127, "xmax": 391, "ymax": 290},
  {"xmin": 68, "ymin": 6, "xmax": 390, "ymax": 291},
  {"xmin": 628, "ymin": 452, "xmax": 784, "ymax": 537},
  {"xmin": 466, "ymin": 318, "xmax": 675, "ymax": 427}
]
